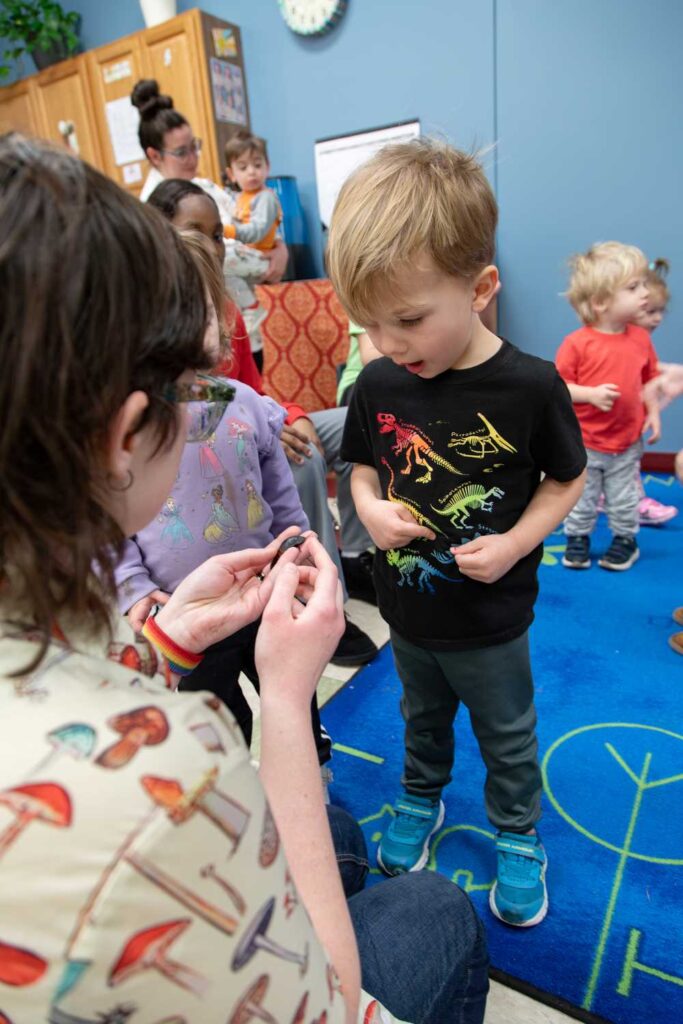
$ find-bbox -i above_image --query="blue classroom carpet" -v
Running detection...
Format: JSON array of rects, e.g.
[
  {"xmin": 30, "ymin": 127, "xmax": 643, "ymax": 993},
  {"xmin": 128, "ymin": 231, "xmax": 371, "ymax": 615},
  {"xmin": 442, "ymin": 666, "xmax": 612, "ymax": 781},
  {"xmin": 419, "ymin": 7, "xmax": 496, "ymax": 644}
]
[{"xmin": 323, "ymin": 474, "xmax": 683, "ymax": 1024}]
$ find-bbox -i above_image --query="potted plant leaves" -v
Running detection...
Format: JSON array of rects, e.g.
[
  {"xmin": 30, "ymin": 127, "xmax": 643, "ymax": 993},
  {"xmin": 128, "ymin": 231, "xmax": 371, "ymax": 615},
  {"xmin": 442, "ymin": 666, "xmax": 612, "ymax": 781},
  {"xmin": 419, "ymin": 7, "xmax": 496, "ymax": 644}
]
[{"xmin": 0, "ymin": 0, "xmax": 81, "ymax": 80}]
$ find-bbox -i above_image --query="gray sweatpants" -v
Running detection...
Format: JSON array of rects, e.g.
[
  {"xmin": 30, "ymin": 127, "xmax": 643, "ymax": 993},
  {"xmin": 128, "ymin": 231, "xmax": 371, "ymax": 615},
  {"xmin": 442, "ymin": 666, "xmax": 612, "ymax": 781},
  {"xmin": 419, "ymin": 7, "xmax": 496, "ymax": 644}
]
[
  {"xmin": 564, "ymin": 440, "xmax": 642, "ymax": 538},
  {"xmin": 390, "ymin": 629, "xmax": 542, "ymax": 833},
  {"xmin": 288, "ymin": 406, "xmax": 373, "ymax": 601}
]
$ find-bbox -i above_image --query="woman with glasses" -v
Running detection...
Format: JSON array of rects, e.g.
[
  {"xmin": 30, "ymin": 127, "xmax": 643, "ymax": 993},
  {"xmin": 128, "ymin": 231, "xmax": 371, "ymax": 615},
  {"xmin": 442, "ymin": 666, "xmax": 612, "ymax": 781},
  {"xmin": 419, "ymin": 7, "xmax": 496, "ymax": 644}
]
[
  {"xmin": 0, "ymin": 134, "xmax": 489, "ymax": 1024},
  {"xmin": 132, "ymin": 78, "xmax": 288, "ymax": 285}
]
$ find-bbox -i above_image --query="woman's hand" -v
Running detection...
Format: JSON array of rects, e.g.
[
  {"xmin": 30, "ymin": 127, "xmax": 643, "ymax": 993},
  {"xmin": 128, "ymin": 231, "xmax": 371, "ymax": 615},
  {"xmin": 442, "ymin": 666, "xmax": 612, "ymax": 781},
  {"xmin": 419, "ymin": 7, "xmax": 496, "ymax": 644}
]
[
  {"xmin": 155, "ymin": 527, "xmax": 306, "ymax": 653},
  {"xmin": 255, "ymin": 535, "xmax": 344, "ymax": 707},
  {"xmin": 261, "ymin": 240, "xmax": 289, "ymax": 283}
]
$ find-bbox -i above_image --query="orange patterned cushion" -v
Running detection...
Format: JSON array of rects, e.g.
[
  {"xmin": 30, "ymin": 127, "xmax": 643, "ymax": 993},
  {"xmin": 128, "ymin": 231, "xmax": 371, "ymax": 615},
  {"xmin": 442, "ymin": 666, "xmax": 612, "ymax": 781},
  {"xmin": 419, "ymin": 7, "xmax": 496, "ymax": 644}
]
[{"xmin": 256, "ymin": 279, "xmax": 349, "ymax": 412}]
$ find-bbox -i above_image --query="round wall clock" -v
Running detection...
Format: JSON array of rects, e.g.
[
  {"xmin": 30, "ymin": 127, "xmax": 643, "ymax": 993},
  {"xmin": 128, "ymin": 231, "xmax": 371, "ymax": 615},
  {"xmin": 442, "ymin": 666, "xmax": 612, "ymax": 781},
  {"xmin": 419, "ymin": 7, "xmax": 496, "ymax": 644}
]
[{"xmin": 278, "ymin": 0, "xmax": 348, "ymax": 37}]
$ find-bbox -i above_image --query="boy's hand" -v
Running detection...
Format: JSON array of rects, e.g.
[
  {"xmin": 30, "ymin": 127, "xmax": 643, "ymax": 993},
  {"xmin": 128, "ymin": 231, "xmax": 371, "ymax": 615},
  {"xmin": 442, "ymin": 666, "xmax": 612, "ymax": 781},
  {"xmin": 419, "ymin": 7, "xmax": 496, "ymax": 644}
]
[
  {"xmin": 129, "ymin": 590, "xmax": 170, "ymax": 634},
  {"xmin": 642, "ymin": 411, "xmax": 661, "ymax": 445},
  {"xmin": 452, "ymin": 533, "xmax": 522, "ymax": 584},
  {"xmin": 591, "ymin": 383, "xmax": 621, "ymax": 411},
  {"xmin": 359, "ymin": 499, "xmax": 436, "ymax": 550}
]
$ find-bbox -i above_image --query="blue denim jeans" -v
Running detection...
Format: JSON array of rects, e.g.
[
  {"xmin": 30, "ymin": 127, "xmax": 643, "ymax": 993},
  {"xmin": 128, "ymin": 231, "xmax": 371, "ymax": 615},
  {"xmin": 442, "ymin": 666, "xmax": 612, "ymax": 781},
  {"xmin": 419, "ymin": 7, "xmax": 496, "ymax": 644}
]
[{"xmin": 327, "ymin": 806, "xmax": 489, "ymax": 1023}]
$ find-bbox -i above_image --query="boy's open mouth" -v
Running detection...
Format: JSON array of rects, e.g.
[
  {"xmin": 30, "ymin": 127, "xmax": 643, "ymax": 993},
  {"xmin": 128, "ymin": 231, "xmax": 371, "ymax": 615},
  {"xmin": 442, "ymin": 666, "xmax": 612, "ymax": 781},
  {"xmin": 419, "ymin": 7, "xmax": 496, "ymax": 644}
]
[{"xmin": 402, "ymin": 360, "xmax": 425, "ymax": 374}]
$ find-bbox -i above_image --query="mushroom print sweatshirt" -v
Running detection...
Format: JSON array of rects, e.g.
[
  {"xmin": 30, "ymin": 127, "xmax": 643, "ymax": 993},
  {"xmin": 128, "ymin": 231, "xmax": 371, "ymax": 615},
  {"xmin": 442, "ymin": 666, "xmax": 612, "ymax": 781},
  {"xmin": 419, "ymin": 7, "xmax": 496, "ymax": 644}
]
[{"xmin": 0, "ymin": 619, "xmax": 405, "ymax": 1021}]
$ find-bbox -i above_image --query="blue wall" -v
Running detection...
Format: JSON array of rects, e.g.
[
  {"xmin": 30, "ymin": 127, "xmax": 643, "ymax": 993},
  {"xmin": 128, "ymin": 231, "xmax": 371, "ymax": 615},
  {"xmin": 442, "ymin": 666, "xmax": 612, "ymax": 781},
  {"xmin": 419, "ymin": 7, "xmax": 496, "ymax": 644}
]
[
  {"xmin": 495, "ymin": 0, "xmax": 683, "ymax": 452},
  {"xmin": 4, "ymin": 0, "xmax": 683, "ymax": 448}
]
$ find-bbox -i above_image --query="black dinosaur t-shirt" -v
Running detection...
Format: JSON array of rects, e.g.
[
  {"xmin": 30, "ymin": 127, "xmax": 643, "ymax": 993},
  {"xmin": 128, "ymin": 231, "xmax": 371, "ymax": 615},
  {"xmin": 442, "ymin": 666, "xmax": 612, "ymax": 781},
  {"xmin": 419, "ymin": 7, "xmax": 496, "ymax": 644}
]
[{"xmin": 341, "ymin": 340, "xmax": 586, "ymax": 650}]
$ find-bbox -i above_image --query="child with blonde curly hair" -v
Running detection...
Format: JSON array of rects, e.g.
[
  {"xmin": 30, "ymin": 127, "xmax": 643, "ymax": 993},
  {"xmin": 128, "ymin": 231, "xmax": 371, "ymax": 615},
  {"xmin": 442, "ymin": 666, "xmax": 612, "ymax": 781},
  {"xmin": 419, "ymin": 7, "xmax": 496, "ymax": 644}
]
[{"xmin": 557, "ymin": 242, "xmax": 661, "ymax": 571}]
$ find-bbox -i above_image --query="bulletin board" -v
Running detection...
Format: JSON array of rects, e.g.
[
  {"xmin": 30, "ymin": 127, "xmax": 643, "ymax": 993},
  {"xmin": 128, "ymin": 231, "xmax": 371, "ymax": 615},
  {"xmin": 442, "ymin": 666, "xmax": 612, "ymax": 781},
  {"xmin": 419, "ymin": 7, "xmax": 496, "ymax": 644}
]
[{"xmin": 314, "ymin": 119, "xmax": 420, "ymax": 229}]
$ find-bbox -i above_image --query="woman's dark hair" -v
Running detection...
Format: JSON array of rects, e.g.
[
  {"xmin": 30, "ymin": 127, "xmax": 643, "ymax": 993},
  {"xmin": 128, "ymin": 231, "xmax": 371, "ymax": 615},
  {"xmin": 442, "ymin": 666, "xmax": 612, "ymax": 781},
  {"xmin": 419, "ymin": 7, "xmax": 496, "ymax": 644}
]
[
  {"xmin": 131, "ymin": 78, "xmax": 188, "ymax": 152},
  {"xmin": 0, "ymin": 132, "xmax": 209, "ymax": 668},
  {"xmin": 147, "ymin": 177, "xmax": 218, "ymax": 220}
]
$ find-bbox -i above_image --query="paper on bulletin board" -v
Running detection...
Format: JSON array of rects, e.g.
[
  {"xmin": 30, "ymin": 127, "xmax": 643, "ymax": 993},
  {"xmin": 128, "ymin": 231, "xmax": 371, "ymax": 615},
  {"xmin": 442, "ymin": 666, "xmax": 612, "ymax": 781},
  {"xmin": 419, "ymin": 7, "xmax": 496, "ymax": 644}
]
[
  {"xmin": 212, "ymin": 27, "xmax": 238, "ymax": 58},
  {"xmin": 105, "ymin": 96, "xmax": 145, "ymax": 166},
  {"xmin": 210, "ymin": 58, "xmax": 247, "ymax": 126},
  {"xmin": 314, "ymin": 120, "xmax": 420, "ymax": 229}
]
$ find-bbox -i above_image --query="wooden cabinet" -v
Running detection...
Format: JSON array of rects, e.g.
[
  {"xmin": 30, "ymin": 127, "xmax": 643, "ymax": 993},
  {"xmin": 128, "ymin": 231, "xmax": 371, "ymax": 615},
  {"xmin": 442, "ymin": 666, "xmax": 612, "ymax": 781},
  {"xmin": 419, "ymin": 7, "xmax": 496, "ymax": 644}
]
[
  {"xmin": 86, "ymin": 35, "xmax": 148, "ymax": 192},
  {"xmin": 0, "ymin": 8, "xmax": 250, "ymax": 193},
  {"xmin": 32, "ymin": 55, "xmax": 103, "ymax": 167},
  {"xmin": 0, "ymin": 77, "xmax": 41, "ymax": 136}
]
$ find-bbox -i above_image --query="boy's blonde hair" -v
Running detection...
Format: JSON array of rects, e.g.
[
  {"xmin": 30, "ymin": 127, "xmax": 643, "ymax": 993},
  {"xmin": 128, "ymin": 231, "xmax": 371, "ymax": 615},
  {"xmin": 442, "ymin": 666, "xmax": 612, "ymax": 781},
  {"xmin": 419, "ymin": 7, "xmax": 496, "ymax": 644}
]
[
  {"xmin": 566, "ymin": 241, "xmax": 648, "ymax": 324},
  {"xmin": 326, "ymin": 139, "xmax": 497, "ymax": 325},
  {"xmin": 178, "ymin": 229, "xmax": 230, "ymax": 356},
  {"xmin": 644, "ymin": 258, "xmax": 670, "ymax": 308}
]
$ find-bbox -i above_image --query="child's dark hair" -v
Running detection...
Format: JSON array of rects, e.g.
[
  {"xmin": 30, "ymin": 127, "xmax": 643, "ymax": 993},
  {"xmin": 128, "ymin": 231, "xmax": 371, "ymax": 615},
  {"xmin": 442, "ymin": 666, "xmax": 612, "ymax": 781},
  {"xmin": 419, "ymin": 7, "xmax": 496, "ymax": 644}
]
[
  {"xmin": 224, "ymin": 129, "xmax": 269, "ymax": 168},
  {"xmin": 147, "ymin": 177, "xmax": 219, "ymax": 221},
  {"xmin": 131, "ymin": 78, "xmax": 188, "ymax": 151},
  {"xmin": 0, "ymin": 132, "xmax": 209, "ymax": 669}
]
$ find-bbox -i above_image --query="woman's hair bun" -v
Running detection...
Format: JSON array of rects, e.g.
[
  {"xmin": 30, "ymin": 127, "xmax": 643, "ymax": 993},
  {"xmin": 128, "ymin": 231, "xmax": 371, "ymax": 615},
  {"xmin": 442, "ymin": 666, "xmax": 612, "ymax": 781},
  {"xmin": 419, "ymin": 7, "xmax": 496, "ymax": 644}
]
[{"xmin": 131, "ymin": 79, "xmax": 174, "ymax": 118}]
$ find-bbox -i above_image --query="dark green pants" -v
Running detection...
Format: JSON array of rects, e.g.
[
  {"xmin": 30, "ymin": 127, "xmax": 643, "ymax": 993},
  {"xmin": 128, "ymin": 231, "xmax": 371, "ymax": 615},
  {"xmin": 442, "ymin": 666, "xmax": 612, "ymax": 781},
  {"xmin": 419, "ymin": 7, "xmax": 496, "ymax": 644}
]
[{"xmin": 390, "ymin": 629, "xmax": 542, "ymax": 833}]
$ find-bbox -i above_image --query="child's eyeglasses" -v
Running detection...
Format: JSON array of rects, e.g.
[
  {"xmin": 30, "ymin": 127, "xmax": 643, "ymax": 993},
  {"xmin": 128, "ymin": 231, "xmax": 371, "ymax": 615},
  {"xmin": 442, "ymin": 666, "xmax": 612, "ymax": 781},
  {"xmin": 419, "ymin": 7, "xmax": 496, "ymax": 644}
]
[
  {"xmin": 161, "ymin": 374, "xmax": 235, "ymax": 442},
  {"xmin": 162, "ymin": 138, "xmax": 202, "ymax": 160}
]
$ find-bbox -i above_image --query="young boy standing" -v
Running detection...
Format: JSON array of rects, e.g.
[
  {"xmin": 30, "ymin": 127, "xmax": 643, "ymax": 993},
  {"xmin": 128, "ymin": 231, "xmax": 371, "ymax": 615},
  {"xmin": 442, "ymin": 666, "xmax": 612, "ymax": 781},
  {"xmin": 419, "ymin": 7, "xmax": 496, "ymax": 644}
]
[
  {"xmin": 557, "ymin": 242, "xmax": 661, "ymax": 571},
  {"xmin": 327, "ymin": 140, "xmax": 586, "ymax": 928}
]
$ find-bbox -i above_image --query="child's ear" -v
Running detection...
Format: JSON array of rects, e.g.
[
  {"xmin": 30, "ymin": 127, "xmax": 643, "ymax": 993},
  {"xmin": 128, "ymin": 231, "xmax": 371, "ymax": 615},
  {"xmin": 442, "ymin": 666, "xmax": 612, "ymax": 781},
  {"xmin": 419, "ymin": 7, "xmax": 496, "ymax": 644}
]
[
  {"xmin": 225, "ymin": 164, "xmax": 236, "ymax": 184},
  {"xmin": 471, "ymin": 265, "xmax": 499, "ymax": 313}
]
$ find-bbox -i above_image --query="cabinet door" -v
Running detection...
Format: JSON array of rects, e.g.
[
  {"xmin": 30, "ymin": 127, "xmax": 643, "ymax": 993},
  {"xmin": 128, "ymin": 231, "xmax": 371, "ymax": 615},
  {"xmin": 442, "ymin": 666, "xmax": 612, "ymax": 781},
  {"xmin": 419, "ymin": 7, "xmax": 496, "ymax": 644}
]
[
  {"xmin": 0, "ymin": 78, "xmax": 41, "ymax": 136},
  {"xmin": 32, "ymin": 55, "xmax": 103, "ymax": 169},
  {"xmin": 87, "ymin": 36, "xmax": 148, "ymax": 194},
  {"xmin": 141, "ymin": 13, "xmax": 212, "ymax": 180}
]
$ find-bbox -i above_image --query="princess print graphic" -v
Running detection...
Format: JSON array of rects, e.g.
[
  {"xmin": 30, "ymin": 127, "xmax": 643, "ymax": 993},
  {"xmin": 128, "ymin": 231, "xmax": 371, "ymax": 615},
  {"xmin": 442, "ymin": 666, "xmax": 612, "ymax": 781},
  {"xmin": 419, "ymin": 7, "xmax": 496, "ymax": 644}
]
[
  {"xmin": 198, "ymin": 433, "xmax": 225, "ymax": 479},
  {"xmin": 227, "ymin": 419, "xmax": 255, "ymax": 474},
  {"xmin": 159, "ymin": 498, "xmax": 194, "ymax": 549},
  {"xmin": 245, "ymin": 480, "xmax": 265, "ymax": 528},
  {"xmin": 203, "ymin": 485, "xmax": 239, "ymax": 543}
]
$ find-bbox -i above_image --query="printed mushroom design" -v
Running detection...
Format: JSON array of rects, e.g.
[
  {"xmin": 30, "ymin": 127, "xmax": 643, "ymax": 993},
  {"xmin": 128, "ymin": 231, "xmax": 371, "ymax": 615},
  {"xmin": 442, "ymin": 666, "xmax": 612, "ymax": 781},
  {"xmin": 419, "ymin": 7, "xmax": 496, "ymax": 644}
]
[
  {"xmin": 141, "ymin": 772, "xmax": 250, "ymax": 852},
  {"xmin": 108, "ymin": 640, "xmax": 158, "ymax": 677},
  {"xmin": 229, "ymin": 975, "xmax": 276, "ymax": 1024},
  {"xmin": 0, "ymin": 939, "xmax": 48, "ymax": 986},
  {"xmin": 96, "ymin": 706, "xmax": 169, "ymax": 769},
  {"xmin": 33, "ymin": 722, "xmax": 97, "ymax": 774},
  {"xmin": 109, "ymin": 919, "xmax": 207, "ymax": 996},
  {"xmin": 232, "ymin": 898, "xmax": 309, "ymax": 977},
  {"xmin": 0, "ymin": 782, "xmax": 72, "ymax": 859},
  {"xmin": 258, "ymin": 805, "xmax": 279, "ymax": 868},
  {"xmin": 290, "ymin": 992, "xmax": 309, "ymax": 1024}
]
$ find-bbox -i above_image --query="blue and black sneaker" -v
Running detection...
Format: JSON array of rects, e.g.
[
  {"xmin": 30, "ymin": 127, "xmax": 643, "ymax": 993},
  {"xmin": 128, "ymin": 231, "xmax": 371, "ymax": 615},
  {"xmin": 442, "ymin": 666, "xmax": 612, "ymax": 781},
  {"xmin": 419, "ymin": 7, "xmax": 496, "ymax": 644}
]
[
  {"xmin": 489, "ymin": 831, "xmax": 548, "ymax": 927},
  {"xmin": 377, "ymin": 793, "xmax": 445, "ymax": 875}
]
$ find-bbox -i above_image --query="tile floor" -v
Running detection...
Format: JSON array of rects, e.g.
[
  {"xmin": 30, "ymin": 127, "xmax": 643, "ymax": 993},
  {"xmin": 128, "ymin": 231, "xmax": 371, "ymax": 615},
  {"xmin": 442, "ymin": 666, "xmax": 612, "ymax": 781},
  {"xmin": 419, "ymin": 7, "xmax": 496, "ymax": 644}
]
[{"xmin": 245, "ymin": 595, "xmax": 573, "ymax": 1024}]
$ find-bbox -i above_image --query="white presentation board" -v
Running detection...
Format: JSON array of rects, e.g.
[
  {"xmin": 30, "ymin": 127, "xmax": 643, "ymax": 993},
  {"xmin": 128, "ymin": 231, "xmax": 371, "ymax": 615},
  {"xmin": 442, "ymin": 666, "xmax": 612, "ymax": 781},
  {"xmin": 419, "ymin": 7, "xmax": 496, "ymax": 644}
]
[{"xmin": 314, "ymin": 119, "xmax": 420, "ymax": 230}]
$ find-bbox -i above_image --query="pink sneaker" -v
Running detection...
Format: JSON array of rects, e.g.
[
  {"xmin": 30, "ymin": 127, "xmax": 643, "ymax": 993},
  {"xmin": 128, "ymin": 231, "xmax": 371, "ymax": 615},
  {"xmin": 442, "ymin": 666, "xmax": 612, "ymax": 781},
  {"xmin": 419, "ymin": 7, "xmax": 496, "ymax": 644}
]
[{"xmin": 638, "ymin": 496, "xmax": 679, "ymax": 526}]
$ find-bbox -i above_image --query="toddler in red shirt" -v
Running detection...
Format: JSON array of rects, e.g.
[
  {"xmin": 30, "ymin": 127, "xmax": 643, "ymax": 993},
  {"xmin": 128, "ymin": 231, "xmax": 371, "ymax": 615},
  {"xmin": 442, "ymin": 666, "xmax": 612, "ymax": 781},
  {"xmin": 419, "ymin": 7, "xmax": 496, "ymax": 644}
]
[{"xmin": 556, "ymin": 242, "xmax": 661, "ymax": 570}]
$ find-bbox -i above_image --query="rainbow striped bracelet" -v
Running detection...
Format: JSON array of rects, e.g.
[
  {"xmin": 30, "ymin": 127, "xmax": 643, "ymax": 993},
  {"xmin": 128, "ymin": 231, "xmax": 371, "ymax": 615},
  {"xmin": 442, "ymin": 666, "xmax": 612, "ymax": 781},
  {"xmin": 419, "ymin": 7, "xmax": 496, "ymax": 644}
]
[{"xmin": 142, "ymin": 612, "xmax": 204, "ymax": 677}]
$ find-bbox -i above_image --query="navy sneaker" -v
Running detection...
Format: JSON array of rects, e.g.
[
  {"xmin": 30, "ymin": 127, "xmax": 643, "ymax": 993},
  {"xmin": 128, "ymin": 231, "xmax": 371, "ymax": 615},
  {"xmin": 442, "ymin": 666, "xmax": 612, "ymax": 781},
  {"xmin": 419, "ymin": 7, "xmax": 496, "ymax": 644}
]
[
  {"xmin": 598, "ymin": 535, "xmax": 639, "ymax": 571},
  {"xmin": 562, "ymin": 535, "xmax": 591, "ymax": 569},
  {"xmin": 490, "ymin": 831, "xmax": 548, "ymax": 927},
  {"xmin": 377, "ymin": 793, "xmax": 445, "ymax": 875}
]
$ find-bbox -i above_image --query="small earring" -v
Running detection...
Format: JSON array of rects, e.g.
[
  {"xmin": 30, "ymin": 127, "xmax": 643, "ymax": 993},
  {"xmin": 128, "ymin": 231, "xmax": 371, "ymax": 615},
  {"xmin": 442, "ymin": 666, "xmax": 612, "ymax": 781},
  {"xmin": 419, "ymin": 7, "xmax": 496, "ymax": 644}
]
[{"xmin": 108, "ymin": 470, "xmax": 134, "ymax": 492}]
